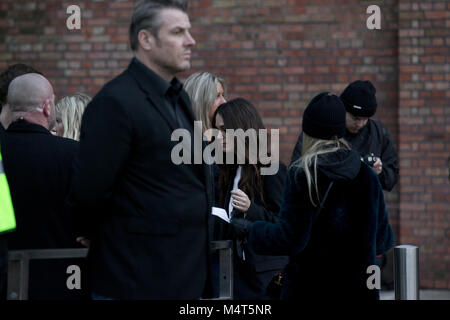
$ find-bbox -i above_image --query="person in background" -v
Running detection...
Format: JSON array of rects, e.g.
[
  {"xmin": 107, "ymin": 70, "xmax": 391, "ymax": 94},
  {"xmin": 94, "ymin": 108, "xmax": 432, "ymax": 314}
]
[
  {"xmin": 2, "ymin": 73, "xmax": 84, "ymax": 299},
  {"xmin": 184, "ymin": 71, "xmax": 227, "ymax": 297},
  {"xmin": 67, "ymin": 0, "xmax": 213, "ymax": 299},
  {"xmin": 0, "ymin": 64, "xmax": 42, "ymax": 131},
  {"xmin": 0, "ymin": 125, "xmax": 14, "ymax": 301},
  {"xmin": 54, "ymin": 93, "xmax": 91, "ymax": 140},
  {"xmin": 291, "ymin": 80, "xmax": 399, "ymax": 192},
  {"xmin": 290, "ymin": 80, "xmax": 399, "ymax": 289},
  {"xmin": 232, "ymin": 92, "xmax": 394, "ymax": 300},
  {"xmin": 0, "ymin": 63, "xmax": 41, "ymax": 300},
  {"xmin": 212, "ymin": 98, "xmax": 288, "ymax": 300},
  {"xmin": 184, "ymin": 71, "xmax": 226, "ymax": 141}
]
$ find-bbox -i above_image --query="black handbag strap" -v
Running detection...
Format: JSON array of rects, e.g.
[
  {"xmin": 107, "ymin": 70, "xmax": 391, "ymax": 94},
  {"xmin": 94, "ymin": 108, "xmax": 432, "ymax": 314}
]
[{"xmin": 314, "ymin": 180, "xmax": 334, "ymax": 220}]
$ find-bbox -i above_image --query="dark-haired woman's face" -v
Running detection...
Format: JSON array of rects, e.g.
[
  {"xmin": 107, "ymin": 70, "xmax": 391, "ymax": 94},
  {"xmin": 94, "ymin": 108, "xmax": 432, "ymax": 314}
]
[{"xmin": 214, "ymin": 113, "xmax": 233, "ymax": 153}]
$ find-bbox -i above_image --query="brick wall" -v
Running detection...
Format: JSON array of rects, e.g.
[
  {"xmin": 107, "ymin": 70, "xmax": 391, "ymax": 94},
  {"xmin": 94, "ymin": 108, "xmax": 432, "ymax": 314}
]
[
  {"xmin": 0, "ymin": 0, "xmax": 448, "ymax": 289},
  {"xmin": 397, "ymin": 1, "xmax": 450, "ymax": 289},
  {"xmin": 186, "ymin": 0, "xmax": 401, "ymax": 247}
]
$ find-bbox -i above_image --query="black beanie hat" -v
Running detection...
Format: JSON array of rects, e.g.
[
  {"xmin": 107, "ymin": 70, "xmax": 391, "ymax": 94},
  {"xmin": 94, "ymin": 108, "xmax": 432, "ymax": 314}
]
[
  {"xmin": 302, "ymin": 92, "xmax": 346, "ymax": 140},
  {"xmin": 340, "ymin": 80, "xmax": 377, "ymax": 117}
]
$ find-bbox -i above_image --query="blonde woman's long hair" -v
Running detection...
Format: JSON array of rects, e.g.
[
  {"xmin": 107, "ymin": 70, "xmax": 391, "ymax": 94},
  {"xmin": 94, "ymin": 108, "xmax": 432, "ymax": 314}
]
[
  {"xmin": 292, "ymin": 133, "xmax": 351, "ymax": 207},
  {"xmin": 56, "ymin": 93, "xmax": 91, "ymax": 141},
  {"xmin": 184, "ymin": 71, "xmax": 226, "ymax": 133}
]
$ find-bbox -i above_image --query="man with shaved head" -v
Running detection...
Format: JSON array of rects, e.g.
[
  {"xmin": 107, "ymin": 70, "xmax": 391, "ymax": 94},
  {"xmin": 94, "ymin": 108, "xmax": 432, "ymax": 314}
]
[
  {"xmin": 7, "ymin": 73, "xmax": 56, "ymax": 130},
  {"xmin": 1, "ymin": 73, "xmax": 84, "ymax": 299},
  {"xmin": 0, "ymin": 64, "xmax": 41, "ymax": 300},
  {"xmin": 0, "ymin": 63, "xmax": 42, "ymax": 131}
]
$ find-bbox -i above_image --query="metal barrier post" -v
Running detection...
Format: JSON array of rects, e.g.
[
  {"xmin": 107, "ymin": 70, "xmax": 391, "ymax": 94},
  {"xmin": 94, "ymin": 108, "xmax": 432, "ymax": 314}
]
[
  {"xmin": 394, "ymin": 245, "xmax": 419, "ymax": 300},
  {"xmin": 209, "ymin": 240, "xmax": 233, "ymax": 300},
  {"xmin": 7, "ymin": 248, "xmax": 88, "ymax": 300},
  {"xmin": 7, "ymin": 251, "xmax": 29, "ymax": 300}
]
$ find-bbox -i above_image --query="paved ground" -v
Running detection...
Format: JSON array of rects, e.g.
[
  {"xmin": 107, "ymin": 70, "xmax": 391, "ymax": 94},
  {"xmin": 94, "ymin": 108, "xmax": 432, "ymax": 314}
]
[{"xmin": 380, "ymin": 290, "xmax": 450, "ymax": 300}]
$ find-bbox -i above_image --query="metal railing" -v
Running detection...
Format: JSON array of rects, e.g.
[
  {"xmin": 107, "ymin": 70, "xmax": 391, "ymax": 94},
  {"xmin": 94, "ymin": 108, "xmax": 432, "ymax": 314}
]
[
  {"xmin": 7, "ymin": 240, "xmax": 233, "ymax": 300},
  {"xmin": 9, "ymin": 242, "xmax": 419, "ymax": 300}
]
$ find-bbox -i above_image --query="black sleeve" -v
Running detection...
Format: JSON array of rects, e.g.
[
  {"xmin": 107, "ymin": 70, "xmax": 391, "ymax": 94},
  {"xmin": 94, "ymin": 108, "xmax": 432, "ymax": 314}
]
[
  {"xmin": 375, "ymin": 178, "xmax": 395, "ymax": 255},
  {"xmin": 378, "ymin": 124, "xmax": 399, "ymax": 191},
  {"xmin": 290, "ymin": 132, "xmax": 303, "ymax": 165},
  {"xmin": 67, "ymin": 94, "xmax": 132, "ymax": 236},
  {"xmin": 248, "ymin": 167, "xmax": 314, "ymax": 256},
  {"xmin": 245, "ymin": 163, "xmax": 287, "ymax": 223}
]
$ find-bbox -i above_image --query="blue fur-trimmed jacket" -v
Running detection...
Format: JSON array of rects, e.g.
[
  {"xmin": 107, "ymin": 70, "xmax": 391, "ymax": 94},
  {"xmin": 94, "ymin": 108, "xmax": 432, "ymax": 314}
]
[{"xmin": 248, "ymin": 149, "xmax": 394, "ymax": 300}]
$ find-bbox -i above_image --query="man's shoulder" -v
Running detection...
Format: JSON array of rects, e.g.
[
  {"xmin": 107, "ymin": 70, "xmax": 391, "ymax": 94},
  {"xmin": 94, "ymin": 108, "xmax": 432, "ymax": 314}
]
[
  {"xmin": 4, "ymin": 130, "xmax": 78, "ymax": 166},
  {"xmin": 368, "ymin": 118, "xmax": 388, "ymax": 133},
  {"xmin": 38, "ymin": 134, "xmax": 79, "ymax": 157},
  {"xmin": 87, "ymin": 69, "xmax": 141, "ymax": 113},
  {"xmin": 96, "ymin": 68, "xmax": 135, "ymax": 97}
]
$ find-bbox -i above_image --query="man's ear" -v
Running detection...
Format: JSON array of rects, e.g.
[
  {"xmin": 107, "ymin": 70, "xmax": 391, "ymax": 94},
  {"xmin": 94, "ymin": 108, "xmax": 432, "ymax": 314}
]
[
  {"xmin": 138, "ymin": 29, "xmax": 154, "ymax": 51},
  {"xmin": 42, "ymin": 99, "xmax": 51, "ymax": 118}
]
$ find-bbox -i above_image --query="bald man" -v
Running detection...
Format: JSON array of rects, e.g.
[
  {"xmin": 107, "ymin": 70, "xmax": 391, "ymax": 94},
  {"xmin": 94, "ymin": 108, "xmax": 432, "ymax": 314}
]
[
  {"xmin": 0, "ymin": 64, "xmax": 41, "ymax": 131},
  {"xmin": 7, "ymin": 73, "xmax": 56, "ymax": 130},
  {"xmin": 1, "ymin": 74, "xmax": 86, "ymax": 299}
]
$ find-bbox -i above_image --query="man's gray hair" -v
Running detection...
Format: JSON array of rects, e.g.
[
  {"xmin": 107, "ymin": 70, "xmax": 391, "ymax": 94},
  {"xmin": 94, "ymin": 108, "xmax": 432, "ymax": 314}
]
[{"xmin": 129, "ymin": 0, "xmax": 188, "ymax": 51}]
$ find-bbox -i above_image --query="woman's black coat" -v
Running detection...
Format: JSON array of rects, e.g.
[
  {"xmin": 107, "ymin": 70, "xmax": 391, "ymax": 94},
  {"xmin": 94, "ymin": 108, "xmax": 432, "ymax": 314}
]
[
  {"xmin": 249, "ymin": 150, "xmax": 394, "ymax": 300},
  {"xmin": 212, "ymin": 163, "xmax": 289, "ymax": 300}
]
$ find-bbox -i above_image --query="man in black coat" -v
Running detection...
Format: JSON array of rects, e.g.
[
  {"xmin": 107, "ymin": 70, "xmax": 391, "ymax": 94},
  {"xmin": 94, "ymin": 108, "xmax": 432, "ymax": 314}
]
[
  {"xmin": 2, "ymin": 73, "xmax": 83, "ymax": 299},
  {"xmin": 291, "ymin": 80, "xmax": 399, "ymax": 192},
  {"xmin": 0, "ymin": 63, "xmax": 42, "ymax": 300},
  {"xmin": 67, "ymin": 0, "xmax": 213, "ymax": 299}
]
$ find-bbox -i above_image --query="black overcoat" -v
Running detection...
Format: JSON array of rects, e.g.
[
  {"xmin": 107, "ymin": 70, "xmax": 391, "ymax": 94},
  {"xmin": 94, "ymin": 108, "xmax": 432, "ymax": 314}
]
[
  {"xmin": 2, "ymin": 120, "xmax": 84, "ymax": 299},
  {"xmin": 249, "ymin": 150, "xmax": 394, "ymax": 300},
  {"xmin": 68, "ymin": 58, "xmax": 213, "ymax": 299}
]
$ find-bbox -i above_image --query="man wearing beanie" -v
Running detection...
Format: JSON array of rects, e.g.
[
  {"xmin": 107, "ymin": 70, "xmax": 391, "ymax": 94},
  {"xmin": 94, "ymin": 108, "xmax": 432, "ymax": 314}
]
[{"xmin": 291, "ymin": 80, "xmax": 399, "ymax": 192}]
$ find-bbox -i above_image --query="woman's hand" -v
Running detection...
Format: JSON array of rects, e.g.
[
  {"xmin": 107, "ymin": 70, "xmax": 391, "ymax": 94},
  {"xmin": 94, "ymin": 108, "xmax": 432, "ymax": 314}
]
[{"xmin": 231, "ymin": 189, "xmax": 251, "ymax": 212}]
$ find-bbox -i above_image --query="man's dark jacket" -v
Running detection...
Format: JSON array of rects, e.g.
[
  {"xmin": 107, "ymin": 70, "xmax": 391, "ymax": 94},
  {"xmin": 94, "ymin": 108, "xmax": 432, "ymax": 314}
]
[
  {"xmin": 68, "ymin": 58, "xmax": 213, "ymax": 299},
  {"xmin": 291, "ymin": 119, "xmax": 399, "ymax": 191},
  {"xmin": 2, "ymin": 120, "xmax": 84, "ymax": 299}
]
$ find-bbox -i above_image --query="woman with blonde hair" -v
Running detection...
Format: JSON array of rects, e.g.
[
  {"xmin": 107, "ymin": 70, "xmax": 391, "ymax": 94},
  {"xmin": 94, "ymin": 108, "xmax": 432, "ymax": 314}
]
[
  {"xmin": 184, "ymin": 72, "xmax": 227, "ymax": 299},
  {"xmin": 55, "ymin": 93, "xmax": 91, "ymax": 141},
  {"xmin": 184, "ymin": 71, "xmax": 226, "ymax": 141},
  {"xmin": 231, "ymin": 92, "xmax": 394, "ymax": 300}
]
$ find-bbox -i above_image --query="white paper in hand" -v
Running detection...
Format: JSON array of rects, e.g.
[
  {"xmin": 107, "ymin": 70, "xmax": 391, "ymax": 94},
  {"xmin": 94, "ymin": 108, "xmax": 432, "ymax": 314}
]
[{"xmin": 211, "ymin": 207, "xmax": 230, "ymax": 223}]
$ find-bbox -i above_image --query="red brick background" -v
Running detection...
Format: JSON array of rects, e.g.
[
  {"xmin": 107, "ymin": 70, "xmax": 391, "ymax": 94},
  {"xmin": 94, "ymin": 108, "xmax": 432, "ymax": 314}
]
[
  {"xmin": 398, "ymin": 1, "xmax": 450, "ymax": 289},
  {"xmin": 0, "ymin": 0, "xmax": 448, "ymax": 289}
]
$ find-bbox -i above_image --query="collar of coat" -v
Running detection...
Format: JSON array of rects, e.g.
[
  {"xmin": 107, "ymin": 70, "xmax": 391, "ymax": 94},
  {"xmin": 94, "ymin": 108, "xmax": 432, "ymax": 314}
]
[{"xmin": 6, "ymin": 119, "xmax": 50, "ymax": 135}]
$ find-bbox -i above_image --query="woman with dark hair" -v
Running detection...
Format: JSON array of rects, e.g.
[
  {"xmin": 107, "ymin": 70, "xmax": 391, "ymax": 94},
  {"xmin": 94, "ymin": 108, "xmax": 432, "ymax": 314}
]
[
  {"xmin": 212, "ymin": 98, "xmax": 288, "ymax": 300},
  {"xmin": 231, "ymin": 92, "xmax": 394, "ymax": 300}
]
